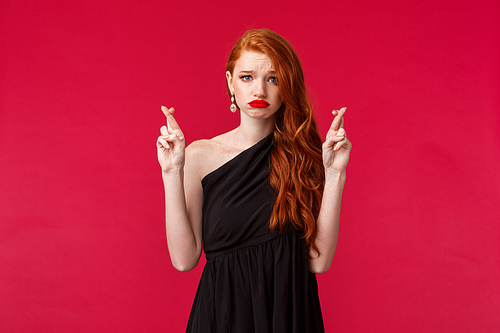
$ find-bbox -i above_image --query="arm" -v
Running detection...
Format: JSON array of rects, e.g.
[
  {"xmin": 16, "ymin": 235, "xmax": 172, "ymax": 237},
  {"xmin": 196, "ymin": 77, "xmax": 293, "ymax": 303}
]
[
  {"xmin": 157, "ymin": 106, "xmax": 203, "ymax": 272},
  {"xmin": 308, "ymin": 107, "xmax": 351, "ymax": 274}
]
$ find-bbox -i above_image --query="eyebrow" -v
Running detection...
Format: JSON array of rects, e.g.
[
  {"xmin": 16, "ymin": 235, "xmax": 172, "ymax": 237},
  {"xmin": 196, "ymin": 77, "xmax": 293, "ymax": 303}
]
[{"xmin": 238, "ymin": 69, "xmax": 276, "ymax": 74}]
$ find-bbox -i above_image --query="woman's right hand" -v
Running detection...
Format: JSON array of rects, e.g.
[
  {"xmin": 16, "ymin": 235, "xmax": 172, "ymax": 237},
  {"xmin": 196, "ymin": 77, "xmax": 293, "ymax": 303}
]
[{"xmin": 157, "ymin": 106, "xmax": 186, "ymax": 173}]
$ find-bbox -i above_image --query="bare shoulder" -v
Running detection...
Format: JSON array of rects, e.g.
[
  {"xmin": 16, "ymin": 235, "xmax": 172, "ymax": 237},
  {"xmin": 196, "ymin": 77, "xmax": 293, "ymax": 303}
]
[
  {"xmin": 185, "ymin": 132, "xmax": 240, "ymax": 180},
  {"xmin": 184, "ymin": 139, "xmax": 214, "ymax": 181},
  {"xmin": 186, "ymin": 139, "xmax": 215, "ymax": 159},
  {"xmin": 185, "ymin": 136, "xmax": 226, "ymax": 163}
]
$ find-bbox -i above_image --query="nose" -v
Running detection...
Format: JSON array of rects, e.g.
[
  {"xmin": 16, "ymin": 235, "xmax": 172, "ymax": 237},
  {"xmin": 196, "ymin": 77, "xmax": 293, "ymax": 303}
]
[{"xmin": 253, "ymin": 79, "xmax": 267, "ymax": 98}]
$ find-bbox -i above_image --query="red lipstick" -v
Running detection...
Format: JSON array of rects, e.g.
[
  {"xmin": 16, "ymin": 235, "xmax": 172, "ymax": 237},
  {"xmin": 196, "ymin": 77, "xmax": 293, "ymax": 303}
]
[{"xmin": 249, "ymin": 100, "xmax": 270, "ymax": 108}]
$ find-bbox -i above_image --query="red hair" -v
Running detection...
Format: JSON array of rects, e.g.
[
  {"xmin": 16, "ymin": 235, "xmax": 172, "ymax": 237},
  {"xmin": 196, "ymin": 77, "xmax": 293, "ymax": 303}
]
[{"xmin": 226, "ymin": 29, "xmax": 325, "ymax": 255}]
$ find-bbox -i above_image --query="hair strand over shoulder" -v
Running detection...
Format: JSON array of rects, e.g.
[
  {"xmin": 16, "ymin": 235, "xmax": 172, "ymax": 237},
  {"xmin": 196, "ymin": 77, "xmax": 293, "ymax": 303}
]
[{"xmin": 226, "ymin": 29, "xmax": 325, "ymax": 256}]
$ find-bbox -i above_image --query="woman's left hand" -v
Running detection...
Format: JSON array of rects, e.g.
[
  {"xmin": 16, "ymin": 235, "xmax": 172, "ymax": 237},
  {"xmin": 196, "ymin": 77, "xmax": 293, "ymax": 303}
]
[{"xmin": 322, "ymin": 107, "xmax": 352, "ymax": 173}]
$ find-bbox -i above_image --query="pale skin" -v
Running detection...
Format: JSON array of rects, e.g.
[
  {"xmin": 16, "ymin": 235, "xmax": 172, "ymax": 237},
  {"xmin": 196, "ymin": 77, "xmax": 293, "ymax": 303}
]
[{"xmin": 157, "ymin": 51, "xmax": 351, "ymax": 273}]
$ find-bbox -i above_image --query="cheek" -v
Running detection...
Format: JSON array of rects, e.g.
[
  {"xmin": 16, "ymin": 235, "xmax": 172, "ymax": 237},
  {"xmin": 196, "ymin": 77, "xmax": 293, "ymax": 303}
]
[
  {"xmin": 272, "ymin": 89, "xmax": 282, "ymax": 103},
  {"xmin": 233, "ymin": 88, "xmax": 241, "ymax": 105},
  {"xmin": 275, "ymin": 93, "xmax": 284, "ymax": 110},
  {"xmin": 233, "ymin": 82, "xmax": 244, "ymax": 98}
]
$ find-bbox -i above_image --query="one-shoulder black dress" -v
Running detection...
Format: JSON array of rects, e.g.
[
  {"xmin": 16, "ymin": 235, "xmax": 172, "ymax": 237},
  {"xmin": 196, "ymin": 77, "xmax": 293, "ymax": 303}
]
[{"xmin": 186, "ymin": 135, "xmax": 324, "ymax": 333}]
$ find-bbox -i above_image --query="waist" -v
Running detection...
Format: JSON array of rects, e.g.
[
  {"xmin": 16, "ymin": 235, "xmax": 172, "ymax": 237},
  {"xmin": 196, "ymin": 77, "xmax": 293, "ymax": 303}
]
[{"xmin": 205, "ymin": 230, "xmax": 297, "ymax": 260}]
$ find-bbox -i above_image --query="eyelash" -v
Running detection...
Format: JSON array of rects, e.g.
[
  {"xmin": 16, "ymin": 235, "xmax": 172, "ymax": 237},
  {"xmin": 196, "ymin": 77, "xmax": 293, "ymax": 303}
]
[{"xmin": 239, "ymin": 76, "xmax": 278, "ymax": 84}]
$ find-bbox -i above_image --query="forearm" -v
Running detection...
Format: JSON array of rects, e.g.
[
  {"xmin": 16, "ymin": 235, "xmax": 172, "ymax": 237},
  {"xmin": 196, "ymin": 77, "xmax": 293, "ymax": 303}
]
[
  {"xmin": 163, "ymin": 169, "xmax": 201, "ymax": 272},
  {"xmin": 308, "ymin": 169, "xmax": 346, "ymax": 274}
]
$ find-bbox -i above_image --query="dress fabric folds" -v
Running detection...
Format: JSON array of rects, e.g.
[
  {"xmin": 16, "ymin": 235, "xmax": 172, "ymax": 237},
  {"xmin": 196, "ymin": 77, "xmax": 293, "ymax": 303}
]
[{"xmin": 186, "ymin": 135, "xmax": 324, "ymax": 333}]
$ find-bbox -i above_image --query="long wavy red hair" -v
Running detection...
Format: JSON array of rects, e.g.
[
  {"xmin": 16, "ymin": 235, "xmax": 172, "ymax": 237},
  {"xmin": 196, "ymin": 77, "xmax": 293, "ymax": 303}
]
[{"xmin": 226, "ymin": 29, "xmax": 325, "ymax": 255}]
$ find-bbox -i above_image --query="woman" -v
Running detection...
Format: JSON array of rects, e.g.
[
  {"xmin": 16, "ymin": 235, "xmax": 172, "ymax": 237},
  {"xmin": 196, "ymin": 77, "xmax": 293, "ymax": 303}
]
[{"xmin": 157, "ymin": 29, "xmax": 351, "ymax": 332}]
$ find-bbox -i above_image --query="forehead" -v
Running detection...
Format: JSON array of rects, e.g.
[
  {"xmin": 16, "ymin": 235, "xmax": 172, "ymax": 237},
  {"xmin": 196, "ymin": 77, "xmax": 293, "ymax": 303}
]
[{"xmin": 235, "ymin": 50, "xmax": 274, "ymax": 71}]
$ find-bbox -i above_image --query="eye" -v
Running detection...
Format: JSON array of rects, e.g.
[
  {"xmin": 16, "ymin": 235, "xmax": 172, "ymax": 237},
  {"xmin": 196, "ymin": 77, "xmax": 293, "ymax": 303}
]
[
  {"xmin": 240, "ymin": 75, "xmax": 252, "ymax": 81},
  {"xmin": 268, "ymin": 76, "xmax": 278, "ymax": 84}
]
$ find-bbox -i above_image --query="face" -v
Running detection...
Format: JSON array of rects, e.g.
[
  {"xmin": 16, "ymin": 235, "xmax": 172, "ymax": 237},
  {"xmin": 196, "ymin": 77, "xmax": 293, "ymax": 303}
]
[{"xmin": 226, "ymin": 50, "xmax": 283, "ymax": 120}]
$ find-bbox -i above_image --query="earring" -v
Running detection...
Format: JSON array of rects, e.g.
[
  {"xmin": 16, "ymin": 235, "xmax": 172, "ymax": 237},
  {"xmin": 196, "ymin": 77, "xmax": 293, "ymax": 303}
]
[{"xmin": 230, "ymin": 92, "xmax": 237, "ymax": 113}]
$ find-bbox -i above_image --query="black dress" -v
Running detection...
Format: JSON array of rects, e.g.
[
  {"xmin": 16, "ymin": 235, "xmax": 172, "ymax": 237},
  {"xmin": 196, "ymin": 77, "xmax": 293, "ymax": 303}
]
[{"xmin": 186, "ymin": 134, "xmax": 324, "ymax": 333}]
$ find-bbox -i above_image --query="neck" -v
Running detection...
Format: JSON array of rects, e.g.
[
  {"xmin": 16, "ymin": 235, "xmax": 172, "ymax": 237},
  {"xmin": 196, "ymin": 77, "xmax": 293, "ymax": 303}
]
[{"xmin": 233, "ymin": 112, "xmax": 276, "ymax": 146}]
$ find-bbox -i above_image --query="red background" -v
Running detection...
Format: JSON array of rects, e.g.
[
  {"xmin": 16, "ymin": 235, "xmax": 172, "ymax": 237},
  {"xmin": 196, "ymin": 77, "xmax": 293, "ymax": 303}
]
[{"xmin": 1, "ymin": 0, "xmax": 499, "ymax": 332}]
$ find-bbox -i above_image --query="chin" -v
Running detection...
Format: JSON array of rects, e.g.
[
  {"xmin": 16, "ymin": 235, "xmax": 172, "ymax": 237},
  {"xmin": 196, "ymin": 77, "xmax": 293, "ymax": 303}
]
[
  {"xmin": 246, "ymin": 109, "xmax": 277, "ymax": 119},
  {"xmin": 252, "ymin": 112, "xmax": 272, "ymax": 119}
]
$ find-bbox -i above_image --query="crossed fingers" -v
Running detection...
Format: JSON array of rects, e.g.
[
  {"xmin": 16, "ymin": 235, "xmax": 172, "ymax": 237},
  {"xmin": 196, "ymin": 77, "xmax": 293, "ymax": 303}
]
[
  {"xmin": 158, "ymin": 106, "xmax": 184, "ymax": 149},
  {"xmin": 330, "ymin": 107, "xmax": 346, "ymax": 131},
  {"xmin": 328, "ymin": 107, "xmax": 348, "ymax": 151},
  {"xmin": 161, "ymin": 106, "xmax": 184, "ymax": 139}
]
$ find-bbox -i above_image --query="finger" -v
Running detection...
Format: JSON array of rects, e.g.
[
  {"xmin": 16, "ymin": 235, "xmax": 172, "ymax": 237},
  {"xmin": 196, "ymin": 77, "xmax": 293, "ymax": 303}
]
[
  {"xmin": 334, "ymin": 139, "xmax": 346, "ymax": 151},
  {"xmin": 329, "ymin": 107, "xmax": 347, "ymax": 132},
  {"xmin": 170, "ymin": 130, "xmax": 184, "ymax": 141},
  {"xmin": 160, "ymin": 125, "xmax": 169, "ymax": 136},
  {"xmin": 161, "ymin": 105, "xmax": 175, "ymax": 130},
  {"xmin": 334, "ymin": 136, "xmax": 351, "ymax": 151},
  {"xmin": 157, "ymin": 136, "xmax": 170, "ymax": 149},
  {"xmin": 161, "ymin": 105, "xmax": 174, "ymax": 117},
  {"xmin": 331, "ymin": 106, "xmax": 346, "ymax": 117},
  {"xmin": 326, "ymin": 128, "xmax": 345, "ymax": 141},
  {"xmin": 327, "ymin": 119, "xmax": 345, "ymax": 140},
  {"xmin": 161, "ymin": 106, "xmax": 185, "ymax": 140},
  {"xmin": 323, "ymin": 136, "xmax": 344, "ymax": 152},
  {"xmin": 158, "ymin": 133, "xmax": 182, "ymax": 149},
  {"xmin": 327, "ymin": 133, "xmax": 346, "ymax": 143},
  {"xmin": 328, "ymin": 128, "xmax": 348, "ymax": 150},
  {"xmin": 161, "ymin": 125, "xmax": 176, "ymax": 138},
  {"xmin": 161, "ymin": 105, "xmax": 175, "ymax": 129},
  {"xmin": 164, "ymin": 111, "xmax": 184, "ymax": 139}
]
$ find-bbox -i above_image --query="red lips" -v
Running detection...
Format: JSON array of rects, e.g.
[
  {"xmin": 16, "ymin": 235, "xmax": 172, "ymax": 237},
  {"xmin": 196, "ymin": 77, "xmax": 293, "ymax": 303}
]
[{"xmin": 249, "ymin": 100, "xmax": 270, "ymax": 108}]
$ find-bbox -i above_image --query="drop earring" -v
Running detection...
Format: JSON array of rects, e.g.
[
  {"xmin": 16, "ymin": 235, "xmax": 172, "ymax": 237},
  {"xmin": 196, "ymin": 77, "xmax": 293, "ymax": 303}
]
[{"xmin": 230, "ymin": 92, "xmax": 237, "ymax": 113}]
